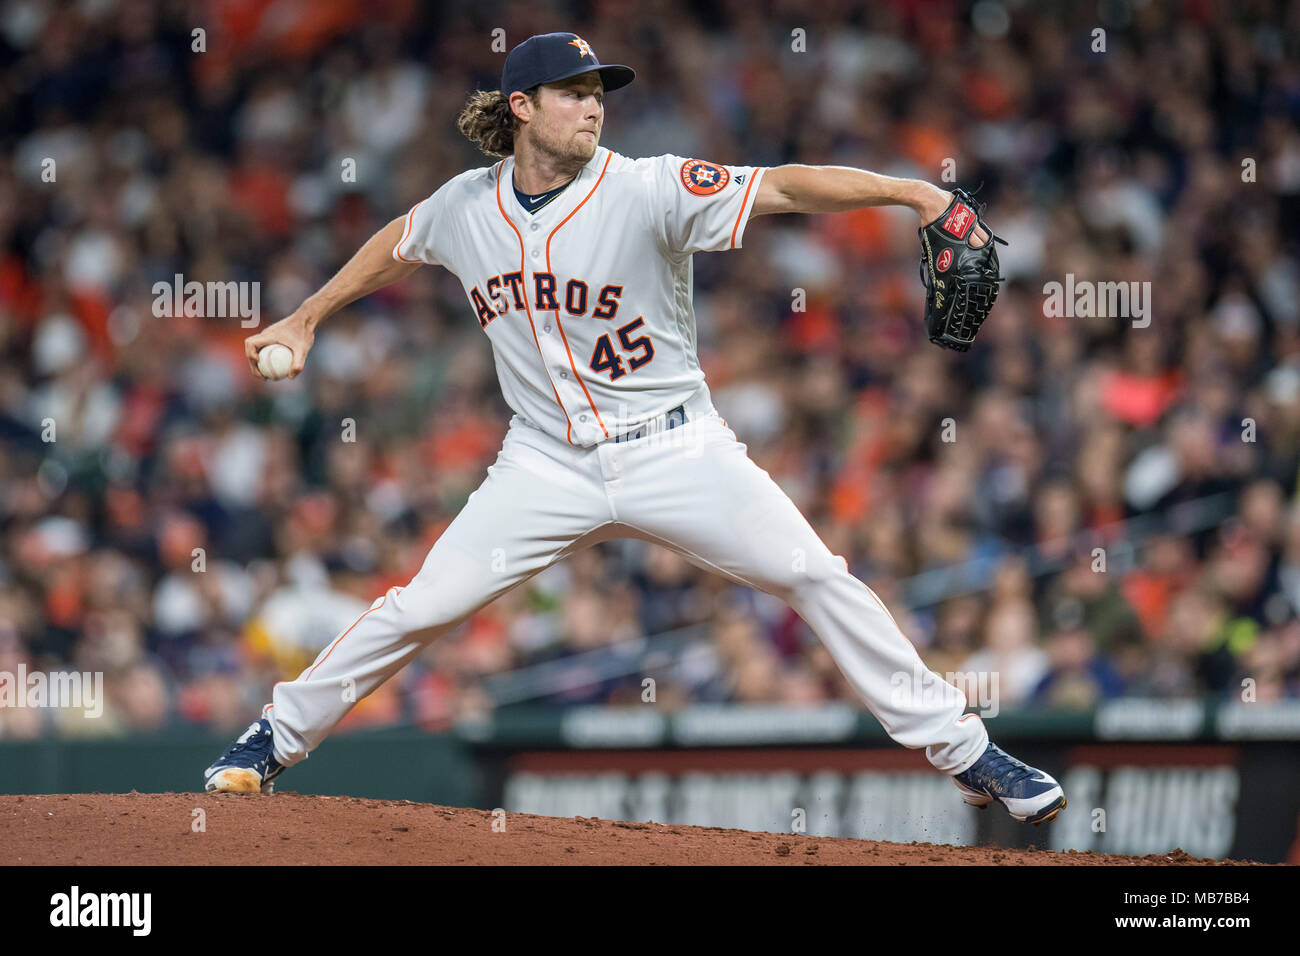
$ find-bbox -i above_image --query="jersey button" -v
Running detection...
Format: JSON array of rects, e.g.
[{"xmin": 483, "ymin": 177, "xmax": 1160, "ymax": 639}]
[
  {"xmin": 543, "ymin": 324, "xmax": 552, "ymax": 333},
  {"xmin": 560, "ymin": 371, "xmax": 569, "ymax": 379},
  {"xmin": 579, "ymin": 415, "xmax": 589, "ymax": 423},
  {"xmin": 530, "ymin": 249, "xmax": 539, "ymax": 258},
  {"xmin": 530, "ymin": 223, "xmax": 539, "ymax": 232}
]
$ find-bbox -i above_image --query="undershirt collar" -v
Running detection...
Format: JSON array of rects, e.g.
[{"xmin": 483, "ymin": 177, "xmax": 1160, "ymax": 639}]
[{"xmin": 513, "ymin": 175, "xmax": 575, "ymax": 214}]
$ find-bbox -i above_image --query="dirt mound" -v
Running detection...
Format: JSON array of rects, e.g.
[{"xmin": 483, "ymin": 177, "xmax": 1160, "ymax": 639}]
[{"xmin": 0, "ymin": 793, "xmax": 1260, "ymax": 865}]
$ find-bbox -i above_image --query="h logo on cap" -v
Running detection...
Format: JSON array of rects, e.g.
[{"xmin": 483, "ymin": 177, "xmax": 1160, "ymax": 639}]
[{"xmin": 501, "ymin": 32, "xmax": 635, "ymax": 96}]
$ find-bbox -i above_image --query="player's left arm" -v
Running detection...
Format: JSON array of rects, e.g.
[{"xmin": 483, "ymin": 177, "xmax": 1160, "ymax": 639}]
[{"xmin": 750, "ymin": 165, "xmax": 986, "ymax": 240}]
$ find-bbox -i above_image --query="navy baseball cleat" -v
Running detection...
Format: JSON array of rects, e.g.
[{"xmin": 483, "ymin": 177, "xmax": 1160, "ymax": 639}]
[
  {"xmin": 952, "ymin": 742, "xmax": 1066, "ymax": 824},
  {"xmin": 204, "ymin": 719, "xmax": 285, "ymax": 794}
]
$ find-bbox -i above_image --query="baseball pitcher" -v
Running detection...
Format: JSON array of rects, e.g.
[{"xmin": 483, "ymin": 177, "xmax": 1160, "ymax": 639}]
[{"xmin": 205, "ymin": 32, "xmax": 1063, "ymax": 826}]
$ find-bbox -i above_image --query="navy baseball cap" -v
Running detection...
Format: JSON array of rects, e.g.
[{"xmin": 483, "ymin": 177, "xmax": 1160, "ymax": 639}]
[{"xmin": 501, "ymin": 32, "xmax": 635, "ymax": 95}]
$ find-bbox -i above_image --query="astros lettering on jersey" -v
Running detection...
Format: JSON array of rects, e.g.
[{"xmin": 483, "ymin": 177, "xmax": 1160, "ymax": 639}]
[{"xmin": 394, "ymin": 148, "xmax": 764, "ymax": 446}]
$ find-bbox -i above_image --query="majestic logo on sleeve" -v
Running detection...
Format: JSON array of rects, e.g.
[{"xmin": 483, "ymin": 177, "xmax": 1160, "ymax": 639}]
[
  {"xmin": 680, "ymin": 159, "xmax": 730, "ymax": 196},
  {"xmin": 568, "ymin": 36, "xmax": 594, "ymax": 58}
]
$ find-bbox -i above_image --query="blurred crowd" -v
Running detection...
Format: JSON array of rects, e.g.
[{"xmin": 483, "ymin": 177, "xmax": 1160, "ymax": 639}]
[{"xmin": 2, "ymin": 0, "xmax": 1300, "ymax": 740}]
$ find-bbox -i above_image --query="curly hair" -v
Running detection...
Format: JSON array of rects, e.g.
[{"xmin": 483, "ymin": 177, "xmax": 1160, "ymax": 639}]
[{"xmin": 456, "ymin": 87, "xmax": 540, "ymax": 158}]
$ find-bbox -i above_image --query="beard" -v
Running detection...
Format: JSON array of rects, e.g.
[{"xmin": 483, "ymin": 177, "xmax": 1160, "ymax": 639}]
[{"xmin": 533, "ymin": 116, "xmax": 598, "ymax": 169}]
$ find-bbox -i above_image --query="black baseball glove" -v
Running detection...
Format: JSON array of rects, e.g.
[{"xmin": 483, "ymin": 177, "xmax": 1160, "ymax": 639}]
[{"xmin": 917, "ymin": 187, "xmax": 1007, "ymax": 351}]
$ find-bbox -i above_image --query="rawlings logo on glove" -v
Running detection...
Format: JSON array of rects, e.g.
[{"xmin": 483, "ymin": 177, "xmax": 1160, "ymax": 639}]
[{"xmin": 918, "ymin": 188, "xmax": 1007, "ymax": 352}]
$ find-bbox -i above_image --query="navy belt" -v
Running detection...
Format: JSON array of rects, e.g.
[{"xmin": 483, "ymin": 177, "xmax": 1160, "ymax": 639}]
[{"xmin": 614, "ymin": 404, "xmax": 687, "ymax": 443}]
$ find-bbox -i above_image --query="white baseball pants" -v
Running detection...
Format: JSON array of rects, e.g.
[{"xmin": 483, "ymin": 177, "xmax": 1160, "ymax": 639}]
[{"xmin": 263, "ymin": 388, "xmax": 989, "ymax": 774}]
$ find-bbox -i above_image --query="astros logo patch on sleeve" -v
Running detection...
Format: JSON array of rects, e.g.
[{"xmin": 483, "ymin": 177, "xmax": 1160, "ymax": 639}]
[{"xmin": 680, "ymin": 159, "xmax": 730, "ymax": 196}]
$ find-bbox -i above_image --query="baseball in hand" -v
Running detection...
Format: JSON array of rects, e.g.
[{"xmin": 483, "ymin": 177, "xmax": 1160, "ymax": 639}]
[{"xmin": 257, "ymin": 344, "xmax": 294, "ymax": 381}]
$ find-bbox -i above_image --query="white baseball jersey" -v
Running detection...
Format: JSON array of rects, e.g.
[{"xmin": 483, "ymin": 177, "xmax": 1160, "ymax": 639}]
[
  {"xmin": 254, "ymin": 144, "xmax": 993, "ymax": 798},
  {"xmin": 393, "ymin": 147, "xmax": 767, "ymax": 446}
]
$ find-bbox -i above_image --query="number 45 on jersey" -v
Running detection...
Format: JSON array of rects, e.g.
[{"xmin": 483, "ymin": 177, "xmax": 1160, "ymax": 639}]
[{"xmin": 589, "ymin": 316, "xmax": 654, "ymax": 380}]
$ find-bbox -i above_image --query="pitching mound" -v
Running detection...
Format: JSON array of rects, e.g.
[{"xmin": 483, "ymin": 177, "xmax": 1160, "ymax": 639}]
[{"xmin": 0, "ymin": 793, "xmax": 1259, "ymax": 865}]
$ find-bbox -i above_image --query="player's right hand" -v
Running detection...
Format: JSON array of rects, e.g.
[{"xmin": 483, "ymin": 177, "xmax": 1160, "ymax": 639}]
[{"xmin": 244, "ymin": 310, "xmax": 316, "ymax": 380}]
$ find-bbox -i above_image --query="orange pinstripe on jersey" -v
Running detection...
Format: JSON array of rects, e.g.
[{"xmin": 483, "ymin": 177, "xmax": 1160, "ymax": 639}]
[
  {"xmin": 494, "ymin": 160, "xmax": 577, "ymax": 445},
  {"xmin": 544, "ymin": 151, "xmax": 614, "ymax": 440},
  {"xmin": 395, "ymin": 199, "xmax": 427, "ymax": 263},
  {"xmin": 730, "ymin": 169, "xmax": 763, "ymax": 250}
]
